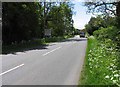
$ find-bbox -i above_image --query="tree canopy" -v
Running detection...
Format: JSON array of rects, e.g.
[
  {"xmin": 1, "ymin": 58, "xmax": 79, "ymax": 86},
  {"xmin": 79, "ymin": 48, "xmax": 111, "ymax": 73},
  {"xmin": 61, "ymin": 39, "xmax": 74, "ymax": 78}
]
[
  {"xmin": 84, "ymin": 0, "xmax": 120, "ymax": 17},
  {"xmin": 2, "ymin": 2, "xmax": 74, "ymax": 45}
]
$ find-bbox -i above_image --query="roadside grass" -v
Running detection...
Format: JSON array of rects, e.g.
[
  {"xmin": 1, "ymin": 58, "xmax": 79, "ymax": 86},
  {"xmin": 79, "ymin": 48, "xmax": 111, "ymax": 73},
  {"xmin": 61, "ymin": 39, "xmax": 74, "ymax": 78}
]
[
  {"xmin": 79, "ymin": 36, "xmax": 120, "ymax": 86},
  {"xmin": 79, "ymin": 36, "xmax": 97, "ymax": 85},
  {"xmin": 2, "ymin": 35, "xmax": 73, "ymax": 54}
]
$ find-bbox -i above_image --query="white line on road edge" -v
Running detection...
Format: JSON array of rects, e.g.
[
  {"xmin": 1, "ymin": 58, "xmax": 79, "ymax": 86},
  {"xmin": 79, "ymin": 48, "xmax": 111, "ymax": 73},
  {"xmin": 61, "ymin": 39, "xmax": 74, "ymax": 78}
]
[
  {"xmin": 42, "ymin": 47, "xmax": 61, "ymax": 56},
  {"xmin": 0, "ymin": 64, "xmax": 24, "ymax": 76}
]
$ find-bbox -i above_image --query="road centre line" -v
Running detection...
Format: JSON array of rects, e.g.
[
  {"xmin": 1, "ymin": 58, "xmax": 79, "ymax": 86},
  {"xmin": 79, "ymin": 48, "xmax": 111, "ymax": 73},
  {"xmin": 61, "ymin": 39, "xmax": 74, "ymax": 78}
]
[
  {"xmin": 42, "ymin": 47, "xmax": 61, "ymax": 56},
  {"xmin": 0, "ymin": 64, "xmax": 24, "ymax": 76}
]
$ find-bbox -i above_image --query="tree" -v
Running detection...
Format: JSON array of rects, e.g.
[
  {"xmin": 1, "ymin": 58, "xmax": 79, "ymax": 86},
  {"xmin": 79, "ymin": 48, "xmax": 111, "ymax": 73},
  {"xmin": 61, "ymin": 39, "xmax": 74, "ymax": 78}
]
[
  {"xmin": 84, "ymin": 0, "xmax": 120, "ymax": 35},
  {"xmin": 2, "ymin": 2, "xmax": 42, "ymax": 44},
  {"xmin": 2, "ymin": 2, "xmax": 74, "ymax": 45},
  {"xmin": 84, "ymin": 0, "xmax": 120, "ymax": 17},
  {"xmin": 46, "ymin": 2, "xmax": 74, "ymax": 36},
  {"xmin": 85, "ymin": 16, "xmax": 106, "ymax": 35}
]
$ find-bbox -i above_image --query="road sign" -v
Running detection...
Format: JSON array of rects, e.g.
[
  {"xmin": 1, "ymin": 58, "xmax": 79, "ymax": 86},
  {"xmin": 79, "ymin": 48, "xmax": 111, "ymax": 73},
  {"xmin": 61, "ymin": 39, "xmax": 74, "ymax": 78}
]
[{"xmin": 44, "ymin": 29, "xmax": 51, "ymax": 37}]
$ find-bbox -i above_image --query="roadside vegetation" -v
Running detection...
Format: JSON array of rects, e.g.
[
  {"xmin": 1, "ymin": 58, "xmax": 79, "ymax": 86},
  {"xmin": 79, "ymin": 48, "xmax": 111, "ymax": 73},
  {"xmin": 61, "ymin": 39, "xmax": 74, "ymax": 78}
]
[
  {"xmin": 80, "ymin": 36, "xmax": 97, "ymax": 84},
  {"xmin": 80, "ymin": 36, "xmax": 120, "ymax": 86},
  {"xmin": 2, "ymin": 35, "xmax": 73, "ymax": 54},
  {"xmin": 80, "ymin": 17, "xmax": 120, "ymax": 86},
  {"xmin": 80, "ymin": 1, "xmax": 120, "ymax": 86}
]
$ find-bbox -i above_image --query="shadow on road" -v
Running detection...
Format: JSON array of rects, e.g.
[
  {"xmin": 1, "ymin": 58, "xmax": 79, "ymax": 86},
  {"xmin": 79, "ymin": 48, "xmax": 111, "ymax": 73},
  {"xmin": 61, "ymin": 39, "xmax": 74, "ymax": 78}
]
[
  {"xmin": 60, "ymin": 38, "xmax": 87, "ymax": 42},
  {"xmin": 2, "ymin": 38, "xmax": 87, "ymax": 55},
  {"xmin": 2, "ymin": 44, "xmax": 49, "ymax": 55}
]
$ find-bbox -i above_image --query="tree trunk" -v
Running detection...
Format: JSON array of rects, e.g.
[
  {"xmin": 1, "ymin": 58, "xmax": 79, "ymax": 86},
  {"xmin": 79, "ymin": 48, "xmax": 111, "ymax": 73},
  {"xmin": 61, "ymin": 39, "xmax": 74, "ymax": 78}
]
[
  {"xmin": 116, "ymin": 1, "xmax": 120, "ymax": 28},
  {"xmin": 116, "ymin": 1, "xmax": 120, "ymax": 17}
]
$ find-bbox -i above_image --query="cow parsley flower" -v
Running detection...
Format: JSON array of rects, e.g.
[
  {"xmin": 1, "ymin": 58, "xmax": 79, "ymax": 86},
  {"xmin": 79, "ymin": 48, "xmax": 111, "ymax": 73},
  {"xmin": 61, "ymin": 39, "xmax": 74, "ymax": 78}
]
[
  {"xmin": 105, "ymin": 75, "xmax": 109, "ymax": 79},
  {"xmin": 114, "ymin": 74, "xmax": 119, "ymax": 77}
]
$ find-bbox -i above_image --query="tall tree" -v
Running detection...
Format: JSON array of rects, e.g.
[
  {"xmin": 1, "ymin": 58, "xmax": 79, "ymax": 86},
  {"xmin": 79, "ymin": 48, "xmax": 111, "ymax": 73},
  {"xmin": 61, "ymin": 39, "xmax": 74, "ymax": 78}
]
[
  {"xmin": 84, "ymin": 0, "xmax": 120, "ymax": 17},
  {"xmin": 2, "ymin": 2, "xmax": 42, "ymax": 44},
  {"xmin": 48, "ymin": 2, "xmax": 74, "ymax": 36},
  {"xmin": 2, "ymin": 2, "xmax": 74, "ymax": 45}
]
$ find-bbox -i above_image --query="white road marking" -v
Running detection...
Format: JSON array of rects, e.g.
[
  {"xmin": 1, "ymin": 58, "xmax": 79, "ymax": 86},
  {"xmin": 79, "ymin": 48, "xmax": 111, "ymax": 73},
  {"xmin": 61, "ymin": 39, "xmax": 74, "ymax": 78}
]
[
  {"xmin": 0, "ymin": 64, "xmax": 24, "ymax": 76},
  {"xmin": 42, "ymin": 47, "xmax": 61, "ymax": 56}
]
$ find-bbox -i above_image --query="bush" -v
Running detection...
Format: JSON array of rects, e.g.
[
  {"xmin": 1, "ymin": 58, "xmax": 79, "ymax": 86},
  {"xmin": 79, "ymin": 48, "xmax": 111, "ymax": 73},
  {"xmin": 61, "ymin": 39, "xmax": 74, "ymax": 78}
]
[
  {"xmin": 93, "ymin": 26, "xmax": 120, "ymax": 49},
  {"xmin": 93, "ymin": 26, "xmax": 117, "ymax": 40}
]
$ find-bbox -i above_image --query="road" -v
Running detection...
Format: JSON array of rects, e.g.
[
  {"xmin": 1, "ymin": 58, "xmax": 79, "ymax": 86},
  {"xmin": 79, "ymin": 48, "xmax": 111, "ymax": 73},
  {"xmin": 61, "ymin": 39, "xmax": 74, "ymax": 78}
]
[{"xmin": 1, "ymin": 35, "xmax": 87, "ymax": 85}]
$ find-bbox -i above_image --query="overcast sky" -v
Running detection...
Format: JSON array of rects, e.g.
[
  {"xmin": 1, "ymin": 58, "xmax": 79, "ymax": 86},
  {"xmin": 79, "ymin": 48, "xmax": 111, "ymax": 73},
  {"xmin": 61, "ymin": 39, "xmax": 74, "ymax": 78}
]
[{"xmin": 72, "ymin": 2, "xmax": 93, "ymax": 29}]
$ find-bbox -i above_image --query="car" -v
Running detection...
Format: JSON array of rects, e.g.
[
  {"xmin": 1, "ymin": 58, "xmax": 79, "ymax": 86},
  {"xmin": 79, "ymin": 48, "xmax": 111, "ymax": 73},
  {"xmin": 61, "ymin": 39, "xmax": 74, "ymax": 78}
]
[{"xmin": 80, "ymin": 32, "xmax": 85, "ymax": 37}]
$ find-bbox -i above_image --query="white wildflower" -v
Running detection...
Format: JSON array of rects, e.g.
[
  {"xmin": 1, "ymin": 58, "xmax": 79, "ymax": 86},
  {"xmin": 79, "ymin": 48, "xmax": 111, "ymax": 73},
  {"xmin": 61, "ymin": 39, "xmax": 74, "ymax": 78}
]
[
  {"xmin": 105, "ymin": 75, "xmax": 109, "ymax": 79},
  {"xmin": 90, "ymin": 66, "xmax": 92, "ymax": 69},
  {"xmin": 114, "ymin": 74, "xmax": 119, "ymax": 77},
  {"xmin": 113, "ymin": 80, "xmax": 117, "ymax": 84},
  {"xmin": 89, "ymin": 63, "xmax": 91, "ymax": 66},
  {"xmin": 109, "ymin": 68, "xmax": 113, "ymax": 70},
  {"xmin": 113, "ymin": 70, "xmax": 118, "ymax": 74},
  {"xmin": 111, "ymin": 77, "xmax": 113, "ymax": 80},
  {"xmin": 110, "ymin": 63, "xmax": 114, "ymax": 66},
  {"xmin": 89, "ymin": 50, "xmax": 92, "ymax": 52},
  {"xmin": 113, "ymin": 65, "xmax": 117, "ymax": 68},
  {"xmin": 112, "ymin": 59, "xmax": 116, "ymax": 62}
]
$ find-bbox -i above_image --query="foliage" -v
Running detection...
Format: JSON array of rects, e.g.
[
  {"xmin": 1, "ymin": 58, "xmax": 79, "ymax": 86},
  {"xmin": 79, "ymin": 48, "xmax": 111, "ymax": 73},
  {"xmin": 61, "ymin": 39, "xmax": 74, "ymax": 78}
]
[
  {"xmin": 84, "ymin": 1, "xmax": 120, "ymax": 16},
  {"xmin": 88, "ymin": 38, "xmax": 119, "ymax": 85},
  {"xmin": 2, "ymin": 2, "xmax": 74, "ymax": 45},
  {"xmin": 48, "ymin": 2, "xmax": 74, "ymax": 36},
  {"xmin": 83, "ymin": 1, "xmax": 120, "ymax": 86},
  {"xmin": 93, "ymin": 26, "xmax": 119, "ymax": 41},
  {"xmin": 80, "ymin": 36, "xmax": 97, "ymax": 85},
  {"xmin": 85, "ymin": 16, "xmax": 105, "ymax": 35},
  {"xmin": 2, "ymin": 2, "xmax": 41, "ymax": 44},
  {"xmin": 85, "ymin": 16, "xmax": 117, "ymax": 35},
  {"xmin": 80, "ymin": 36, "xmax": 120, "ymax": 86},
  {"xmin": 82, "ymin": 18, "xmax": 120, "ymax": 85}
]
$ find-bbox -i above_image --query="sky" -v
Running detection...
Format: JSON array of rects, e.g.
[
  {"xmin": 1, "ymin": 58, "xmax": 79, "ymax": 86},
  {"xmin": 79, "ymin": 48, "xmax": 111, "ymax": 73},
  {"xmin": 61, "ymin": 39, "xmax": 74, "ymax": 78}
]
[{"xmin": 72, "ymin": 2, "xmax": 93, "ymax": 29}]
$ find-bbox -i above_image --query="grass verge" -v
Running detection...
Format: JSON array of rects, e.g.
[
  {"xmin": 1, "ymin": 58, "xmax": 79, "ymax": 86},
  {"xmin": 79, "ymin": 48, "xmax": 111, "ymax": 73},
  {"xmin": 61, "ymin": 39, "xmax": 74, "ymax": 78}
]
[
  {"xmin": 79, "ymin": 36, "xmax": 120, "ymax": 86},
  {"xmin": 79, "ymin": 36, "xmax": 97, "ymax": 85}
]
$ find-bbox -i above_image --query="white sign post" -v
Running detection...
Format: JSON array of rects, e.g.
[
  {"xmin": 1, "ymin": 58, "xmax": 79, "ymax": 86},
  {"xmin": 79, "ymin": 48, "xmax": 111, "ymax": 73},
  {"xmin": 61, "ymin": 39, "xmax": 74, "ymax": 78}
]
[{"xmin": 44, "ymin": 29, "xmax": 51, "ymax": 37}]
